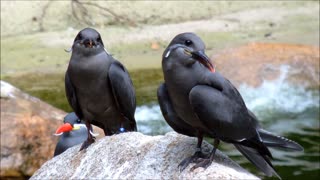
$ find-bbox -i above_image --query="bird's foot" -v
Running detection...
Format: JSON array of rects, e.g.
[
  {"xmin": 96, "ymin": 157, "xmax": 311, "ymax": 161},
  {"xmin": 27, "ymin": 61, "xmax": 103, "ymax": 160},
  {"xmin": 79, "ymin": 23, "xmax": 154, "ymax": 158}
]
[
  {"xmin": 190, "ymin": 139, "xmax": 220, "ymax": 171},
  {"xmin": 190, "ymin": 158, "xmax": 213, "ymax": 171},
  {"xmin": 178, "ymin": 151, "xmax": 208, "ymax": 172},
  {"xmin": 79, "ymin": 137, "xmax": 95, "ymax": 151}
]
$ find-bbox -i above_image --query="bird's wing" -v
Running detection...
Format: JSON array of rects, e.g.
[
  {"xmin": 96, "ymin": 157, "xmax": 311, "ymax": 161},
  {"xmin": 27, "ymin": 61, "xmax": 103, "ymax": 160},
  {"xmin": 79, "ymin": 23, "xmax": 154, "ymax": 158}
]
[
  {"xmin": 108, "ymin": 61, "xmax": 137, "ymax": 130},
  {"xmin": 200, "ymin": 71, "xmax": 224, "ymax": 91},
  {"xmin": 224, "ymin": 78, "xmax": 248, "ymax": 109},
  {"xmin": 201, "ymin": 72, "xmax": 247, "ymax": 108},
  {"xmin": 65, "ymin": 73, "xmax": 83, "ymax": 119},
  {"xmin": 189, "ymin": 84, "xmax": 255, "ymax": 141},
  {"xmin": 157, "ymin": 83, "xmax": 196, "ymax": 137},
  {"xmin": 197, "ymin": 71, "xmax": 261, "ymax": 127},
  {"xmin": 189, "ymin": 85, "xmax": 278, "ymax": 176},
  {"xmin": 234, "ymin": 144, "xmax": 279, "ymax": 178}
]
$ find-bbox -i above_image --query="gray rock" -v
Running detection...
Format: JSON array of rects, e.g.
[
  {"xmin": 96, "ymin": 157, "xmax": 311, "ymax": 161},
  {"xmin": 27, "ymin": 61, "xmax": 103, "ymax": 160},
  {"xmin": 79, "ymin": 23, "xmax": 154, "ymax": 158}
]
[
  {"xmin": 1, "ymin": 80, "xmax": 26, "ymax": 99},
  {"xmin": 31, "ymin": 132, "xmax": 259, "ymax": 179}
]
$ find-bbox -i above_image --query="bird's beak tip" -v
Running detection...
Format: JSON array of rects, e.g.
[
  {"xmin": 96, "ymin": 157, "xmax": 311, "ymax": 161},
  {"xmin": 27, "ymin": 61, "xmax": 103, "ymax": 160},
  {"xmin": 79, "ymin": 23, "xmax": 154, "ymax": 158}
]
[{"xmin": 191, "ymin": 51, "xmax": 215, "ymax": 72}]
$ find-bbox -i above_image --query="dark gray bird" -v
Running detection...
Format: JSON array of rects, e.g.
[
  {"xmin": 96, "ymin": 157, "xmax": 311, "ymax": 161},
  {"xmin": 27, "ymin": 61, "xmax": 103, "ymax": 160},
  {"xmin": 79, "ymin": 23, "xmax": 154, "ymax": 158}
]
[
  {"xmin": 65, "ymin": 28, "xmax": 137, "ymax": 150},
  {"xmin": 157, "ymin": 32, "xmax": 303, "ymax": 178},
  {"xmin": 54, "ymin": 112, "xmax": 93, "ymax": 156}
]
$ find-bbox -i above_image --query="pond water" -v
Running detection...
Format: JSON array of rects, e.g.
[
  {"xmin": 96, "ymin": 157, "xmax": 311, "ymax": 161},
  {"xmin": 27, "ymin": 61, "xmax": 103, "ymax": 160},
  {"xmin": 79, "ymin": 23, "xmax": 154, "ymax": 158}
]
[{"xmin": 134, "ymin": 66, "xmax": 319, "ymax": 179}]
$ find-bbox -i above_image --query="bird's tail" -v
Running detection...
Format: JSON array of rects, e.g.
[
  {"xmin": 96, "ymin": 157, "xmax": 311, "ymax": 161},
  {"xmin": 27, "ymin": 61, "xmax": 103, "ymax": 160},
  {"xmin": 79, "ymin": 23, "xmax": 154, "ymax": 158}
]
[
  {"xmin": 234, "ymin": 144, "xmax": 281, "ymax": 179},
  {"xmin": 258, "ymin": 129, "xmax": 304, "ymax": 151}
]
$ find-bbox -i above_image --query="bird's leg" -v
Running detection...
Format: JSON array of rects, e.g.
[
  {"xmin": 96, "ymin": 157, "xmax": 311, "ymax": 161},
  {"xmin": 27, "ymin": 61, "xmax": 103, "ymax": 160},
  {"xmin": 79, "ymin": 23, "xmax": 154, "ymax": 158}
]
[
  {"xmin": 178, "ymin": 134, "xmax": 208, "ymax": 172},
  {"xmin": 79, "ymin": 121, "xmax": 95, "ymax": 151},
  {"xmin": 190, "ymin": 138, "xmax": 220, "ymax": 171},
  {"xmin": 103, "ymin": 129, "xmax": 109, "ymax": 136},
  {"xmin": 117, "ymin": 114, "xmax": 127, "ymax": 134}
]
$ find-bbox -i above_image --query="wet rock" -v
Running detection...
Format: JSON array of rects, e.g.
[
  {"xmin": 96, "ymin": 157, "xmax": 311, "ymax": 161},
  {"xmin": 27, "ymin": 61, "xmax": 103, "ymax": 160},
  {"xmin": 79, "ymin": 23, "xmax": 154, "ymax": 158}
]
[
  {"xmin": 31, "ymin": 132, "xmax": 259, "ymax": 179},
  {"xmin": 0, "ymin": 81, "xmax": 103, "ymax": 178},
  {"xmin": 213, "ymin": 42, "xmax": 319, "ymax": 89}
]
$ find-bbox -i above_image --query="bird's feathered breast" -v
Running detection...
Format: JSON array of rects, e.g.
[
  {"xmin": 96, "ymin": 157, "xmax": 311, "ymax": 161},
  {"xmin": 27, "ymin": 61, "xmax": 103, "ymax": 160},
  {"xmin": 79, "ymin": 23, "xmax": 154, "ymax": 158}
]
[{"xmin": 68, "ymin": 51, "xmax": 113, "ymax": 89}]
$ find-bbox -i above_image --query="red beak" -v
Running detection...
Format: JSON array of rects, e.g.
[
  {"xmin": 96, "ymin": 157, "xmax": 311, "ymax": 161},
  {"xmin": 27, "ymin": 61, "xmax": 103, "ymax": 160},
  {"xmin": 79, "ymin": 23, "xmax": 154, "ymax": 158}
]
[{"xmin": 55, "ymin": 123, "xmax": 73, "ymax": 134}]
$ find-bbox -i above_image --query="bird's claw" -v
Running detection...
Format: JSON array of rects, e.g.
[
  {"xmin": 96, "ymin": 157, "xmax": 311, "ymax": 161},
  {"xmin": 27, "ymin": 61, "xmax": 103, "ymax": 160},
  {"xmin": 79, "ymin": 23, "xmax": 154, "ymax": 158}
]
[
  {"xmin": 193, "ymin": 157, "xmax": 206, "ymax": 163},
  {"xmin": 190, "ymin": 158, "xmax": 213, "ymax": 171},
  {"xmin": 178, "ymin": 151, "xmax": 208, "ymax": 172},
  {"xmin": 178, "ymin": 156, "xmax": 193, "ymax": 172}
]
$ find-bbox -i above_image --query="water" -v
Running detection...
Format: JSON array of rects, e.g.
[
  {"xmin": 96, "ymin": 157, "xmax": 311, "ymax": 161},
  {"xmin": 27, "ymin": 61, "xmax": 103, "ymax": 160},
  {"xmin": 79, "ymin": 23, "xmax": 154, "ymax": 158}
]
[
  {"xmin": 135, "ymin": 104, "xmax": 173, "ymax": 135},
  {"xmin": 134, "ymin": 66, "xmax": 320, "ymax": 179}
]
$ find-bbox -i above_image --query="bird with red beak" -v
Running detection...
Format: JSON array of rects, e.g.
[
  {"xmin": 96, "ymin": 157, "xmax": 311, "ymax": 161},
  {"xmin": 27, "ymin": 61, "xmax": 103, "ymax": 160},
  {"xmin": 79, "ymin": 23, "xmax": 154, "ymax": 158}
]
[{"xmin": 54, "ymin": 112, "xmax": 98, "ymax": 156}]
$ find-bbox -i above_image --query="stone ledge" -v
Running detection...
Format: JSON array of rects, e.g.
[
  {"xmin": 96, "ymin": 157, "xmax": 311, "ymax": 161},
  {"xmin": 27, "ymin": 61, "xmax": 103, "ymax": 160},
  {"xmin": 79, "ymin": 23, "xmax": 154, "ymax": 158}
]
[{"xmin": 31, "ymin": 132, "xmax": 259, "ymax": 179}]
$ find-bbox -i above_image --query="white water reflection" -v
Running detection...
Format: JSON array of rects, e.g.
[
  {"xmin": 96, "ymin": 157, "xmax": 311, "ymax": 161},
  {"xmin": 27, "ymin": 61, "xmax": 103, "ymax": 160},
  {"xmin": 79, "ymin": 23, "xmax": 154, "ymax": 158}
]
[
  {"xmin": 135, "ymin": 104, "xmax": 172, "ymax": 135},
  {"xmin": 239, "ymin": 65, "xmax": 319, "ymax": 118},
  {"xmin": 135, "ymin": 104, "xmax": 163, "ymax": 122}
]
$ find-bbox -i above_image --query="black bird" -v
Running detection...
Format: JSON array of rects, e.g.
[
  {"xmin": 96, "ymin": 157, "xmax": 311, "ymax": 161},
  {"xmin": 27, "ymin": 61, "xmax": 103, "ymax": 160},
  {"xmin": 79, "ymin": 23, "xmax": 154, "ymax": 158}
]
[
  {"xmin": 157, "ymin": 32, "xmax": 303, "ymax": 178},
  {"xmin": 65, "ymin": 28, "xmax": 137, "ymax": 150},
  {"xmin": 53, "ymin": 112, "xmax": 96, "ymax": 156}
]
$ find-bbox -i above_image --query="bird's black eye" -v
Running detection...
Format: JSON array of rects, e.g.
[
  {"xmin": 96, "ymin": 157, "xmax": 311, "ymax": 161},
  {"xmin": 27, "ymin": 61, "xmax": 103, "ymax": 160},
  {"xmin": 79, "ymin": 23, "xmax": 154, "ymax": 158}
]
[
  {"xmin": 76, "ymin": 119, "xmax": 81, "ymax": 123},
  {"xmin": 97, "ymin": 37, "xmax": 101, "ymax": 42},
  {"xmin": 185, "ymin": 40, "xmax": 193, "ymax": 46}
]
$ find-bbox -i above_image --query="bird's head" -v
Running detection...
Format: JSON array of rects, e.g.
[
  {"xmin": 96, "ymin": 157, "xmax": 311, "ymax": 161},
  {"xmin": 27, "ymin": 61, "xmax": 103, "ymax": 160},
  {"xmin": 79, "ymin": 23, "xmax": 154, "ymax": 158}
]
[
  {"xmin": 163, "ymin": 32, "xmax": 215, "ymax": 72},
  {"xmin": 54, "ymin": 112, "xmax": 99, "ymax": 137},
  {"xmin": 70, "ymin": 28, "xmax": 105, "ymax": 56},
  {"xmin": 54, "ymin": 112, "xmax": 85, "ymax": 136}
]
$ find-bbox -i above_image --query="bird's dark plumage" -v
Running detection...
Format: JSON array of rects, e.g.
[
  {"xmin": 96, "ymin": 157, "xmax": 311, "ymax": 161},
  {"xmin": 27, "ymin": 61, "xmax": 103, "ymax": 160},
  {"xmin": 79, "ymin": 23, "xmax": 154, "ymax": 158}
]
[
  {"xmin": 54, "ymin": 112, "xmax": 89, "ymax": 156},
  {"xmin": 65, "ymin": 28, "xmax": 137, "ymax": 150},
  {"xmin": 158, "ymin": 32, "xmax": 303, "ymax": 178},
  {"xmin": 108, "ymin": 61, "xmax": 137, "ymax": 131},
  {"xmin": 158, "ymin": 83, "xmax": 196, "ymax": 137}
]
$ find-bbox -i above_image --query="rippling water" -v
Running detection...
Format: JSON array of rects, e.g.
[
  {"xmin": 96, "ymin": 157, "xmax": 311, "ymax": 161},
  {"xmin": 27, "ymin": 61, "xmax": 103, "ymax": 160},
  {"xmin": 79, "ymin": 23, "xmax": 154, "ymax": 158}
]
[{"xmin": 134, "ymin": 66, "xmax": 320, "ymax": 179}]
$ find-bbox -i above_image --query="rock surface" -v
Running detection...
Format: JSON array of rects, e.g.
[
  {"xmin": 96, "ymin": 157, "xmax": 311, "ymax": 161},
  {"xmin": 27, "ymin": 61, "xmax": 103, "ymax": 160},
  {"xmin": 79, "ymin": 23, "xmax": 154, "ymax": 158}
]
[
  {"xmin": 31, "ymin": 132, "xmax": 259, "ymax": 179},
  {"xmin": 213, "ymin": 42, "xmax": 319, "ymax": 89},
  {"xmin": 0, "ymin": 81, "xmax": 65, "ymax": 177},
  {"xmin": 0, "ymin": 81, "xmax": 103, "ymax": 178}
]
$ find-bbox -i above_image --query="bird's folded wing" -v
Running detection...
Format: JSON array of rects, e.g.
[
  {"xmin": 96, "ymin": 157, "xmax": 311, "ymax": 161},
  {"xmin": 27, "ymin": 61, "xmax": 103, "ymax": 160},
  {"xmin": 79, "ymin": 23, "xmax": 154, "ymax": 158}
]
[
  {"xmin": 65, "ymin": 73, "xmax": 83, "ymax": 119},
  {"xmin": 157, "ymin": 83, "xmax": 196, "ymax": 137},
  {"xmin": 108, "ymin": 61, "xmax": 137, "ymax": 129},
  {"xmin": 201, "ymin": 72, "xmax": 248, "ymax": 108},
  {"xmin": 189, "ymin": 85, "xmax": 255, "ymax": 140}
]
